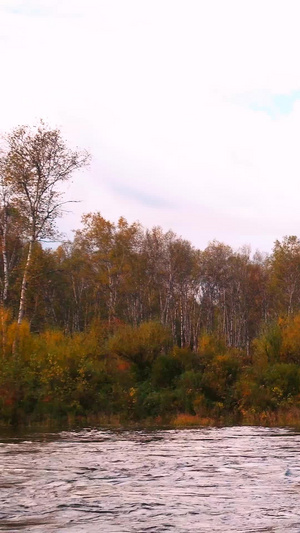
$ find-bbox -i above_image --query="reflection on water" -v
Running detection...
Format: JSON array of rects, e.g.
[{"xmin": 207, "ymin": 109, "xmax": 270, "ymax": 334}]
[{"xmin": 1, "ymin": 426, "xmax": 300, "ymax": 532}]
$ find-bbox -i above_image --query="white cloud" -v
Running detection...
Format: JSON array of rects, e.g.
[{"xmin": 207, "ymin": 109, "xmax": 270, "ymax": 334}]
[{"xmin": 1, "ymin": 0, "xmax": 300, "ymax": 252}]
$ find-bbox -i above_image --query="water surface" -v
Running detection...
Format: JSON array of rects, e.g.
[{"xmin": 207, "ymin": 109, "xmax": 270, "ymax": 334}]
[{"xmin": 1, "ymin": 426, "xmax": 300, "ymax": 532}]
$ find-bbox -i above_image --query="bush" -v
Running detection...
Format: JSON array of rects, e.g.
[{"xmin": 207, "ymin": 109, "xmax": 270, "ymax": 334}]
[
  {"xmin": 151, "ymin": 355, "xmax": 183, "ymax": 388},
  {"xmin": 201, "ymin": 354, "xmax": 241, "ymax": 403},
  {"xmin": 108, "ymin": 321, "xmax": 173, "ymax": 379}
]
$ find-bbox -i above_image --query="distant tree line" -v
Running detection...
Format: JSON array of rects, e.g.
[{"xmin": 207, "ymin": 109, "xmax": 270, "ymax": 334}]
[{"xmin": 1, "ymin": 202, "xmax": 300, "ymax": 353}]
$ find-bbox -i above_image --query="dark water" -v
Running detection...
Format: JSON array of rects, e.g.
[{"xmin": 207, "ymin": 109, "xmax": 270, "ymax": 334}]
[{"xmin": 1, "ymin": 426, "xmax": 300, "ymax": 532}]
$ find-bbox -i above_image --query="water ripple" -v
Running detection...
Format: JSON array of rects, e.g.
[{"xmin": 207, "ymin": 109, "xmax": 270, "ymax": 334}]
[{"xmin": 1, "ymin": 426, "xmax": 300, "ymax": 531}]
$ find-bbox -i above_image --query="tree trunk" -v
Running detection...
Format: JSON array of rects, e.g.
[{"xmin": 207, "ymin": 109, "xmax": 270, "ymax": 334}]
[
  {"xmin": 0, "ymin": 206, "xmax": 9, "ymax": 357},
  {"xmin": 18, "ymin": 239, "xmax": 33, "ymax": 325},
  {"xmin": 2, "ymin": 206, "xmax": 9, "ymax": 305}
]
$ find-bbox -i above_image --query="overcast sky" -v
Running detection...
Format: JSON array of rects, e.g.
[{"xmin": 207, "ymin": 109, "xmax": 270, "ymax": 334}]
[{"xmin": 1, "ymin": 0, "xmax": 300, "ymax": 253}]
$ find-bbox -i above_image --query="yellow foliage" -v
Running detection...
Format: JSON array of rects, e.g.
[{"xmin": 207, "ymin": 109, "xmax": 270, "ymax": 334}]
[
  {"xmin": 279, "ymin": 314, "xmax": 300, "ymax": 363},
  {"xmin": 198, "ymin": 333, "xmax": 226, "ymax": 357},
  {"xmin": 252, "ymin": 337, "xmax": 269, "ymax": 370},
  {"xmin": 0, "ymin": 311, "xmax": 34, "ymax": 358},
  {"xmin": 198, "ymin": 333, "xmax": 212, "ymax": 353}
]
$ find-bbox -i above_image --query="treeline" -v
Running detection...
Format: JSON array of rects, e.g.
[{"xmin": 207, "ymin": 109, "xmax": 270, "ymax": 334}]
[
  {"xmin": 2, "ymin": 121, "xmax": 300, "ymax": 426},
  {"xmin": 2, "ymin": 211, "xmax": 300, "ymax": 349},
  {"xmin": 1, "ymin": 213, "xmax": 300, "ymax": 426}
]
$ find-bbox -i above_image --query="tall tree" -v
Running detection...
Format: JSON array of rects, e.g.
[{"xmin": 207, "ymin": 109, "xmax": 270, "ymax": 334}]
[
  {"xmin": 270, "ymin": 236, "xmax": 300, "ymax": 316},
  {"xmin": 1, "ymin": 121, "xmax": 90, "ymax": 324}
]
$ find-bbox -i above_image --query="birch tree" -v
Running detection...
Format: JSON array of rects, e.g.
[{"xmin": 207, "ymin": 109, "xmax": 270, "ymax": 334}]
[
  {"xmin": 0, "ymin": 176, "xmax": 11, "ymax": 306},
  {"xmin": 2, "ymin": 121, "xmax": 90, "ymax": 324}
]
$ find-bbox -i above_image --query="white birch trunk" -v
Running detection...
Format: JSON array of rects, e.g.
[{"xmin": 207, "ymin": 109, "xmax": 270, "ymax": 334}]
[
  {"xmin": 2, "ymin": 206, "xmax": 8, "ymax": 304},
  {"xmin": 17, "ymin": 239, "xmax": 33, "ymax": 325}
]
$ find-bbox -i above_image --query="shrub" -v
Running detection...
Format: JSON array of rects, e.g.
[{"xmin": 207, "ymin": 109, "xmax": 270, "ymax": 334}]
[{"xmin": 151, "ymin": 355, "xmax": 183, "ymax": 388}]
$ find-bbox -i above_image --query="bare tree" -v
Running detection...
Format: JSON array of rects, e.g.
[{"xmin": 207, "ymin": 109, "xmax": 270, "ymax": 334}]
[{"xmin": 2, "ymin": 121, "xmax": 90, "ymax": 324}]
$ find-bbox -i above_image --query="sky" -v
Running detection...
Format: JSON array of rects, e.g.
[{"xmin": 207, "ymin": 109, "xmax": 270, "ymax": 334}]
[{"xmin": 1, "ymin": 0, "xmax": 300, "ymax": 253}]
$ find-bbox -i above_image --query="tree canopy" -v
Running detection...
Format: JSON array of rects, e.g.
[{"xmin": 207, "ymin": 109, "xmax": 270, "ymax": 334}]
[{"xmin": 0, "ymin": 121, "xmax": 90, "ymax": 323}]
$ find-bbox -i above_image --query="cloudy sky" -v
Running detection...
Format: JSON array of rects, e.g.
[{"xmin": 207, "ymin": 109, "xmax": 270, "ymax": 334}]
[{"xmin": 1, "ymin": 0, "xmax": 300, "ymax": 253}]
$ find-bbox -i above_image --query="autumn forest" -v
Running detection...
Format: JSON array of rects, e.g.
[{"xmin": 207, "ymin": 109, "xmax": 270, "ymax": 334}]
[{"xmin": 1, "ymin": 122, "xmax": 300, "ymax": 427}]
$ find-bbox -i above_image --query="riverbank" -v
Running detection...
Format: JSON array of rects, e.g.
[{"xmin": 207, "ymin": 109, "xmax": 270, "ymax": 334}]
[{"xmin": 2, "ymin": 407, "xmax": 300, "ymax": 432}]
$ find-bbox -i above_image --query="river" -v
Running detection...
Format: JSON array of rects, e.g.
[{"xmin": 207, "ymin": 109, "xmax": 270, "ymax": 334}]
[{"xmin": 1, "ymin": 426, "xmax": 300, "ymax": 532}]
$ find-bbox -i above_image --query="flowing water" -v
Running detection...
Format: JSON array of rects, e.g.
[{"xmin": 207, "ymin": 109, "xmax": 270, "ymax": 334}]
[{"xmin": 1, "ymin": 426, "xmax": 300, "ymax": 532}]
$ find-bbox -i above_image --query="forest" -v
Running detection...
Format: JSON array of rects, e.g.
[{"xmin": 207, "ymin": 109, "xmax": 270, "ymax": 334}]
[{"xmin": 1, "ymin": 122, "xmax": 300, "ymax": 427}]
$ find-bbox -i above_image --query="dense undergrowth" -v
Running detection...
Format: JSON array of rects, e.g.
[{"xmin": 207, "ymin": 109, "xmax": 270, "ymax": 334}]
[{"xmin": 2, "ymin": 314, "xmax": 300, "ymax": 428}]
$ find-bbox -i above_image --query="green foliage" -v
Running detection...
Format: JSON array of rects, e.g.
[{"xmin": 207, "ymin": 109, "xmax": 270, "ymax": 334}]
[
  {"xmin": 260, "ymin": 364, "xmax": 300, "ymax": 404},
  {"xmin": 176, "ymin": 370, "xmax": 203, "ymax": 414},
  {"xmin": 108, "ymin": 321, "xmax": 172, "ymax": 378},
  {"xmin": 131, "ymin": 382, "xmax": 179, "ymax": 420},
  {"xmin": 151, "ymin": 355, "xmax": 183, "ymax": 388},
  {"xmin": 201, "ymin": 354, "xmax": 241, "ymax": 409},
  {"xmin": 1, "ymin": 316, "xmax": 300, "ymax": 426},
  {"xmin": 172, "ymin": 346, "xmax": 202, "ymax": 371},
  {"xmin": 252, "ymin": 323, "xmax": 282, "ymax": 367}
]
